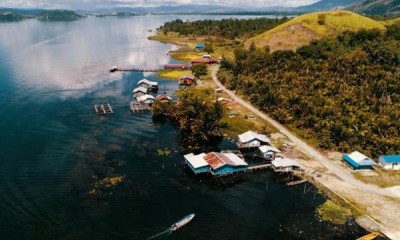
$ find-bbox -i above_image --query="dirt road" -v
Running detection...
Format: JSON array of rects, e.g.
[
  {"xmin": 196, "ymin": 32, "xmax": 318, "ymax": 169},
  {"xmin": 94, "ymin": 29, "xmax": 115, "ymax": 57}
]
[{"xmin": 211, "ymin": 65, "xmax": 397, "ymax": 198}]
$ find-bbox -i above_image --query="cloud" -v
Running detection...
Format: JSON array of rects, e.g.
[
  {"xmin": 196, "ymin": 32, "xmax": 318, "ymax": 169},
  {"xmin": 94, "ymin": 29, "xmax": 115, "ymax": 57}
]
[{"xmin": 0, "ymin": 0, "xmax": 318, "ymax": 9}]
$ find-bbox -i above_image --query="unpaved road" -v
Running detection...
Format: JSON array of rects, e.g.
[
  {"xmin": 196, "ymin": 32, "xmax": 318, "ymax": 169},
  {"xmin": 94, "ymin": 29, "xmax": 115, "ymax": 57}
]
[{"xmin": 211, "ymin": 65, "xmax": 397, "ymax": 198}]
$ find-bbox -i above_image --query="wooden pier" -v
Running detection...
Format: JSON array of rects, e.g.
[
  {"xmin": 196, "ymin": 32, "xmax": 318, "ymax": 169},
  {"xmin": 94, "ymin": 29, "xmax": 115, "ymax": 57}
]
[
  {"xmin": 247, "ymin": 164, "xmax": 271, "ymax": 171},
  {"xmin": 94, "ymin": 104, "xmax": 113, "ymax": 115},
  {"xmin": 130, "ymin": 101, "xmax": 152, "ymax": 113},
  {"xmin": 113, "ymin": 67, "xmax": 164, "ymax": 73}
]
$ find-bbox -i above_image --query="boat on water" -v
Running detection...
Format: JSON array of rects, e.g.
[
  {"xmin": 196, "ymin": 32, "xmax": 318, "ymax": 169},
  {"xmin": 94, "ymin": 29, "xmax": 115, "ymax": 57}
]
[
  {"xmin": 356, "ymin": 232, "xmax": 379, "ymax": 240},
  {"xmin": 170, "ymin": 213, "xmax": 195, "ymax": 231}
]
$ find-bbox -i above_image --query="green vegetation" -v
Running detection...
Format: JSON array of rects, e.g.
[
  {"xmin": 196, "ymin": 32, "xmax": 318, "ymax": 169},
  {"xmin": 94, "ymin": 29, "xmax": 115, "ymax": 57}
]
[
  {"xmin": 191, "ymin": 63, "xmax": 208, "ymax": 78},
  {"xmin": 220, "ymin": 27, "xmax": 400, "ymax": 157},
  {"xmin": 246, "ymin": 10, "xmax": 386, "ymax": 51},
  {"xmin": 0, "ymin": 12, "xmax": 26, "ymax": 21},
  {"xmin": 152, "ymin": 88, "xmax": 226, "ymax": 151},
  {"xmin": 157, "ymin": 70, "xmax": 192, "ymax": 80},
  {"xmin": 317, "ymin": 200, "xmax": 352, "ymax": 225},
  {"xmin": 158, "ymin": 18, "xmax": 289, "ymax": 40},
  {"xmin": 37, "ymin": 10, "xmax": 83, "ymax": 21}
]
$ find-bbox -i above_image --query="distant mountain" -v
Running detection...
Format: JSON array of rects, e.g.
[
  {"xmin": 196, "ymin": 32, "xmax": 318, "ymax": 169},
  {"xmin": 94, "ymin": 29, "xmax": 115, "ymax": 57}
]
[
  {"xmin": 297, "ymin": 0, "xmax": 361, "ymax": 11},
  {"xmin": 348, "ymin": 0, "xmax": 400, "ymax": 15},
  {"xmin": 89, "ymin": 5, "xmax": 245, "ymax": 14},
  {"xmin": 0, "ymin": 8, "xmax": 45, "ymax": 16}
]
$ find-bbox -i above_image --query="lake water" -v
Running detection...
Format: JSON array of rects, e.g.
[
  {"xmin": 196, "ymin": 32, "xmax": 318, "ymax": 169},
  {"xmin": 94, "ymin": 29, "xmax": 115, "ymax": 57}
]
[{"xmin": 0, "ymin": 15, "xmax": 367, "ymax": 239}]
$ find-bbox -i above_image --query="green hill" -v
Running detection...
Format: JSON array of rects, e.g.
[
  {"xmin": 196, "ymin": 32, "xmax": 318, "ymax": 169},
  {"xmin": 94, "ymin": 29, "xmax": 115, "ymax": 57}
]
[
  {"xmin": 383, "ymin": 17, "xmax": 400, "ymax": 25},
  {"xmin": 245, "ymin": 10, "xmax": 386, "ymax": 51}
]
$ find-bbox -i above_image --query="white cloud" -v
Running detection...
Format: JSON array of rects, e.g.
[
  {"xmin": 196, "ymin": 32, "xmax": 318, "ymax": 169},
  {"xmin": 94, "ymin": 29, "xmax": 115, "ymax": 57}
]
[{"xmin": 0, "ymin": 0, "xmax": 318, "ymax": 9}]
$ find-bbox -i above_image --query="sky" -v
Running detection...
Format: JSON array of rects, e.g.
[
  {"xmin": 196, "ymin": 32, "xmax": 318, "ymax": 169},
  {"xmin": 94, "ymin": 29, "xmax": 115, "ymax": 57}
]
[{"xmin": 0, "ymin": 0, "xmax": 319, "ymax": 9}]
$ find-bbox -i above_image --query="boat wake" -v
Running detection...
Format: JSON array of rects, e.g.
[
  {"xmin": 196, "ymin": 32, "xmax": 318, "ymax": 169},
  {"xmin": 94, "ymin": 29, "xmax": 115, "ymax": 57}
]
[{"xmin": 147, "ymin": 228, "xmax": 172, "ymax": 240}]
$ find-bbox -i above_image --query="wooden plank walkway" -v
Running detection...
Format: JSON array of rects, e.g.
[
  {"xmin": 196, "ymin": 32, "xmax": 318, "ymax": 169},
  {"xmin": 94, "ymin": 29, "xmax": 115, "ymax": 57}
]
[
  {"xmin": 94, "ymin": 103, "xmax": 113, "ymax": 115},
  {"xmin": 116, "ymin": 68, "xmax": 164, "ymax": 72},
  {"xmin": 247, "ymin": 164, "xmax": 271, "ymax": 171},
  {"xmin": 286, "ymin": 179, "xmax": 307, "ymax": 186}
]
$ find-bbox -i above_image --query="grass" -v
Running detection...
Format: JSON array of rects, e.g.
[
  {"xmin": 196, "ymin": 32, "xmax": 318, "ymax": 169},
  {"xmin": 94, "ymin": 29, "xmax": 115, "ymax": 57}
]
[
  {"xmin": 222, "ymin": 113, "xmax": 257, "ymax": 138},
  {"xmin": 383, "ymin": 17, "xmax": 400, "ymax": 26},
  {"xmin": 353, "ymin": 167, "xmax": 400, "ymax": 188},
  {"xmin": 246, "ymin": 10, "xmax": 386, "ymax": 51},
  {"xmin": 157, "ymin": 70, "xmax": 192, "ymax": 80},
  {"xmin": 316, "ymin": 199, "xmax": 353, "ymax": 225},
  {"xmin": 168, "ymin": 47, "xmax": 204, "ymax": 61},
  {"xmin": 148, "ymin": 31, "xmax": 192, "ymax": 46}
]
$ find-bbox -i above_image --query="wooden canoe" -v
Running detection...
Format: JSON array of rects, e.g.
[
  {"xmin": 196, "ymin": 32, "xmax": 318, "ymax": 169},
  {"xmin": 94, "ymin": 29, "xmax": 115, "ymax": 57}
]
[{"xmin": 356, "ymin": 232, "xmax": 379, "ymax": 240}]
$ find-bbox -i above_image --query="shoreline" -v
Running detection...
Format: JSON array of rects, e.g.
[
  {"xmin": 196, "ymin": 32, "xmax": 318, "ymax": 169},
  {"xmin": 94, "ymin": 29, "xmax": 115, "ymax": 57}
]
[{"xmin": 149, "ymin": 30, "xmax": 400, "ymax": 239}]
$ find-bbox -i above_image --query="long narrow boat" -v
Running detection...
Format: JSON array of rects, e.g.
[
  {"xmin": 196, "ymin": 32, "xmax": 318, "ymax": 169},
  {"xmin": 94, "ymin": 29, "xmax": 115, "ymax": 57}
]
[
  {"xmin": 356, "ymin": 232, "xmax": 379, "ymax": 240},
  {"xmin": 170, "ymin": 213, "xmax": 195, "ymax": 231}
]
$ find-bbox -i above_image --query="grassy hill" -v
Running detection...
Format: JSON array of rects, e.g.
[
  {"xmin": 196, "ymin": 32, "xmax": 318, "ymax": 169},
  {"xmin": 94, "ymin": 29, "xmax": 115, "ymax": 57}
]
[
  {"xmin": 245, "ymin": 10, "xmax": 386, "ymax": 51},
  {"xmin": 384, "ymin": 17, "xmax": 400, "ymax": 25},
  {"xmin": 349, "ymin": 0, "xmax": 400, "ymax": 15}
]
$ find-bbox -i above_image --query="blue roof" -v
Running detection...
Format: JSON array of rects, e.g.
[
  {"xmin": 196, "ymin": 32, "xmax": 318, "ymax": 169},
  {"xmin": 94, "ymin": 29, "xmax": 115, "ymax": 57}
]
[
  {"xmin": 343, "ymin": 155, "xmax": 360, "ymax": 168},
  {"xmin": 195, "ymin": 43, "xmax": 205, "ymax": 48},
  {"xmin": 381, "ymin": 155, "xmax": 400, "ymax": 163}
]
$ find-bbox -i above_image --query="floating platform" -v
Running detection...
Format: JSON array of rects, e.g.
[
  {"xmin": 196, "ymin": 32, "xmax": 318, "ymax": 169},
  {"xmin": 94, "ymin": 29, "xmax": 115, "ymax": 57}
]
[{"xmin": 94, "ymin": 104, "xmax": 113, "ymax": 115}]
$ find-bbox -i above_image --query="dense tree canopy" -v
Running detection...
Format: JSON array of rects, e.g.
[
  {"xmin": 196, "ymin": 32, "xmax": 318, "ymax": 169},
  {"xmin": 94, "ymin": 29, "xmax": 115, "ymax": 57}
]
[
  {"xmin": 158, "ymin": 17, "xmax": 288, "ymax": 40},
  {"xmin": 153, "ymin": 88, "xmax": 226, "ymax": 151},
  {"xmin": 219, "ymin": 27, "xmax": 400, "ymax": 157}
]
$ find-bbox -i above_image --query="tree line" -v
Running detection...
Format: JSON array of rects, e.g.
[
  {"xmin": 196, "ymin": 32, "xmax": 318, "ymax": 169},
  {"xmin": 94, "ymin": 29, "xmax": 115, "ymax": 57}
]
[
  {"xmin": 158, "ymin": 17, "xmax": 289, "ymax": 40},
  {"xmin": 219, "ymin": 26, "xmax": 400, "ymax": 157}
]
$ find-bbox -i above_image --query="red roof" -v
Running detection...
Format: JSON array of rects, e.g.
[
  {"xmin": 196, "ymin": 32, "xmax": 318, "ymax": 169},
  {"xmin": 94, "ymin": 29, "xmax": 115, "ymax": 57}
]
[
  {"xmin": 180, "ymin": 74, "xmax": 195, "ymax": 80},
  {"xmin": 204, "ymin": 152, "xmax": 226, "ymax": 170},
  {"xmin": 191, "ymin": 58, "xmax": 219, "ymax": 64},
  {"xmin": 156, "ymin": 94, "xmax": 172, "ymax": 101}
]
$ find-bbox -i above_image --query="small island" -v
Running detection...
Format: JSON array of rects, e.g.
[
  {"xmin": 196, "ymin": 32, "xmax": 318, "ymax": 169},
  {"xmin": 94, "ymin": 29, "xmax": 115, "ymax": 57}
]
[
  {"xmin": 0, "ymin": 12, "xmax": 28, "ymax": 21},
  {"xmin": 37, "ymin": 10, "xmax": 83, "ymax": 21}
]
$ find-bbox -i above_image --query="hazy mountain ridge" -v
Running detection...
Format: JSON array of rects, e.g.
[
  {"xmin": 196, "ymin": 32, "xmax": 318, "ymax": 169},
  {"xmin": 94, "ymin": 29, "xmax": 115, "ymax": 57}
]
[
  {"xmin": 297, "ymin": 0, "xmax": 361, "ymax": 11},
  {"xmin": 348, "ymin": 0, "xmax": 400, "ymax": 14}
]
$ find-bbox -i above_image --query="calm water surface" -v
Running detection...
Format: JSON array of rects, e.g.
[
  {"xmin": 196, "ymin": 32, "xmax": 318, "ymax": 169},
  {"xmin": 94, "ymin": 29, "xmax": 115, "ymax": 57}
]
[{"xmin": 0, "ymin": 16, "xmax": 367, "ymax": 240}]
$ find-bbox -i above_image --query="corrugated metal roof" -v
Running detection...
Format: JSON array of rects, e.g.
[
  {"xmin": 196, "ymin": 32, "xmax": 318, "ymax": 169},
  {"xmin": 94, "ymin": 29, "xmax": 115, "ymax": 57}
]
[
  {"xmin": 156, "ymin": 94, "xmax": 172, "ymax": 101},
  {"xmin": 137, "ymin": 94, "xmax": 155, "ymax": 102},
  {"xmin": 204, "ymin": 152, "xmax": 248, "ymax": 170},
  {"xmin": 133, "ymin": 86, "xmax": 148, "ymax": 93},
  {"xmin": 259, "ymin": 146, "xmax": 281, "ymax": 154},
  {"xmin": 223, "ymin": 153, "xmax": 248, "ymax": 166},
  {"xmin": 238, "ymin": 131, "xmax": 270, "ymax": 144},
  {"xmin": 184, "ymin": 153, "xmax": 209, "ymax": 169},
  {"xmin": 204, "ymin": 153, "xmax": 226, "ymax": 170},
  {"xmin": 380, "ymin": 155, "xmax": 400, "ymax": 163},
  {"xmin": 344, "ymin": 151, "xmax": 376, "ymax": 166},
  {"xmin": 138, "ymin": 79, "xmax": 158, "ymax": 86},
  {"xmin": 180, "ymin": 74, "xmax": 195, "ymax": 80},
  {"xmin": 271, "ymin": 158, "xmax": 301, "ymax": 168}
]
